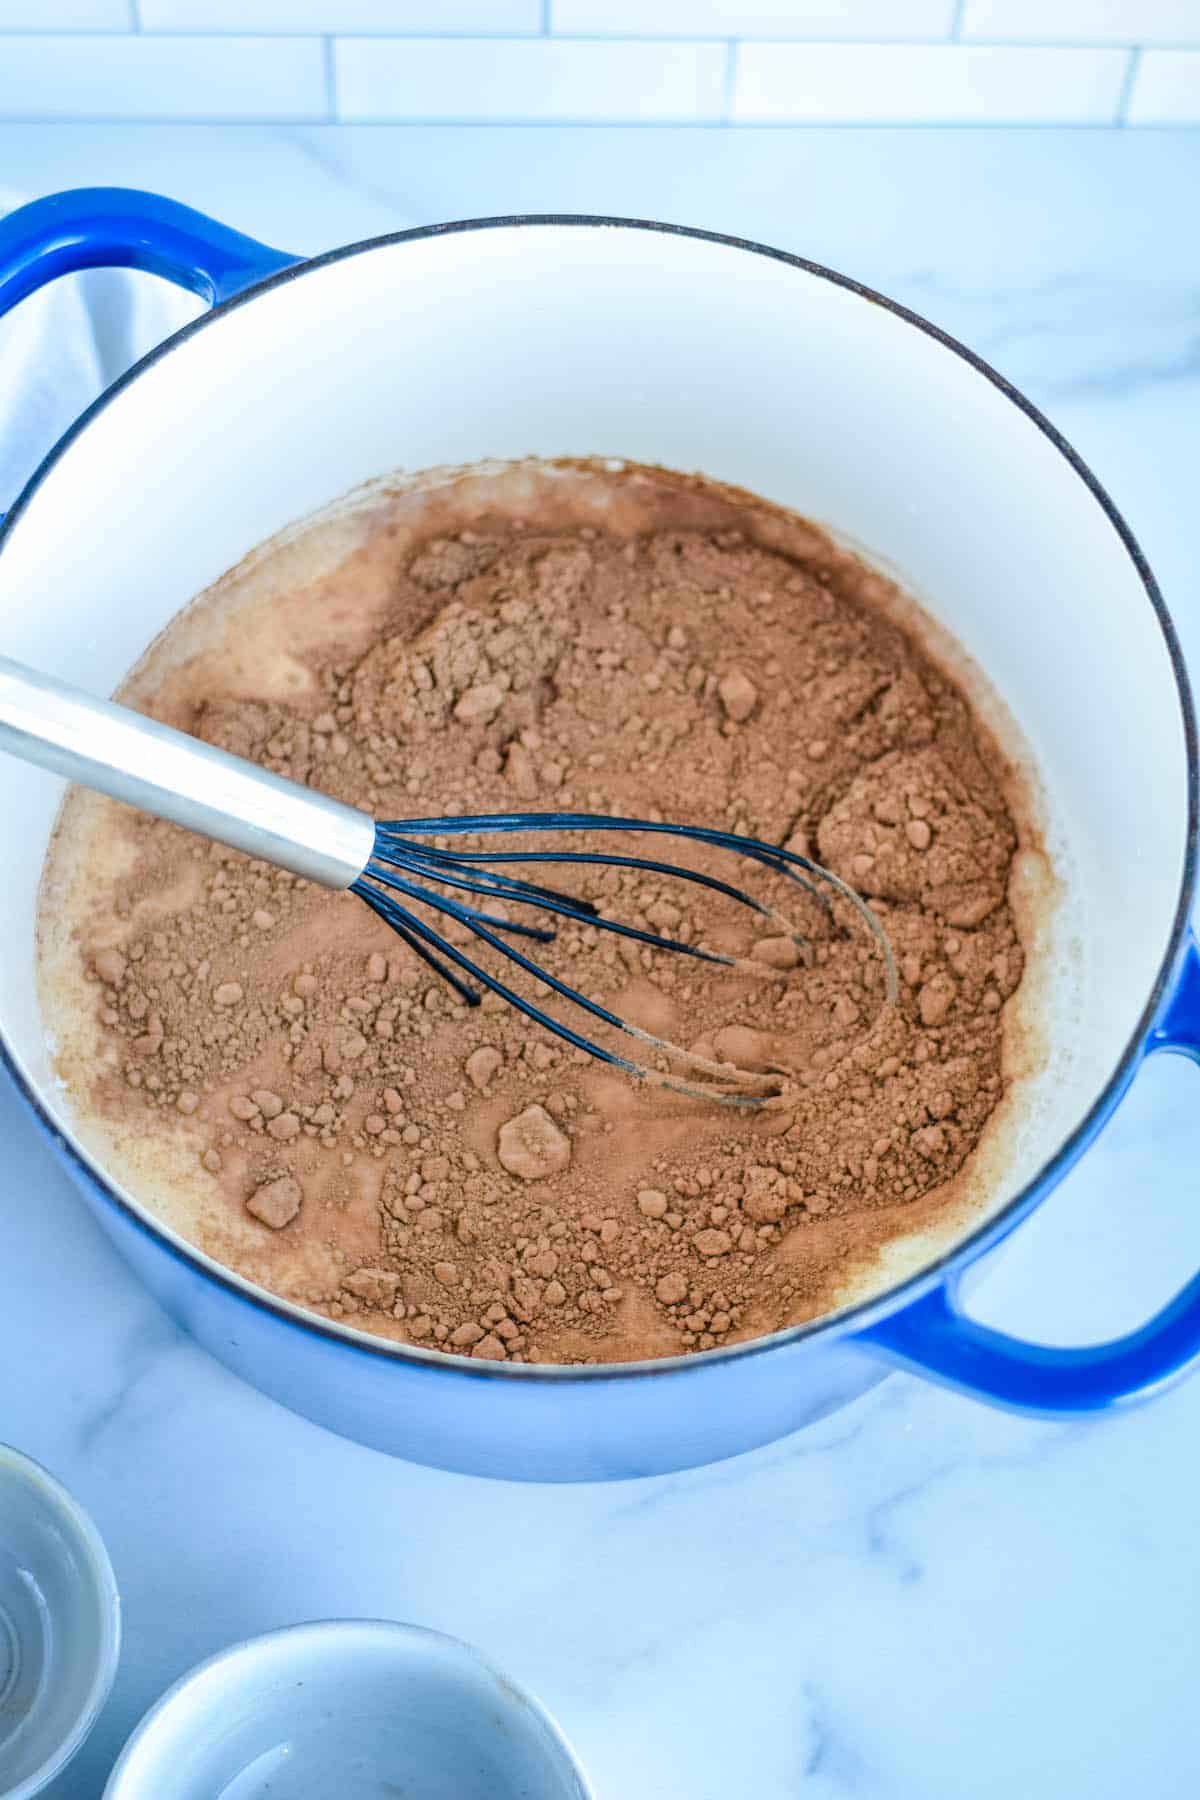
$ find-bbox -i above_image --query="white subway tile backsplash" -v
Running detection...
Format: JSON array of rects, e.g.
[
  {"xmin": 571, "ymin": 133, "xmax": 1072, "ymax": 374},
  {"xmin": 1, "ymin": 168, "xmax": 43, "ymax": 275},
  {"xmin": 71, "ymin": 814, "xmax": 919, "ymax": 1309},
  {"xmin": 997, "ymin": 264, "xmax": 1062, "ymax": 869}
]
[
  {"xmin": 733, "ymin": 41, "xmax": 1127, "ymax": 122},
  {"xmin": 1126, "ymin": 49, "xmax": 1200, "ymax": 122},
  {"xmin": 0, "ymin": 0, "xmax": 130, "ymax": 25},
  {"xmin": 551, "ymin": 0, "xmax": 956, "ymax": 39},
  {"xmin": 335, "ymin": 35, "xmax": 727, "ymax": 120},
  {"xmin": 963, "ymin": 1, "xmax": 1200, "ymax": 46},
  {"xmin": 140, "ymin": 0, "xmax": 540, "ymax": 31},
  {"xmin": 0, "ymin": 34, "xmax": 326, "ymax": 118},
  {"xmin": 0, "ymin": 0, "xmax": 1188, "ymax": 129}
]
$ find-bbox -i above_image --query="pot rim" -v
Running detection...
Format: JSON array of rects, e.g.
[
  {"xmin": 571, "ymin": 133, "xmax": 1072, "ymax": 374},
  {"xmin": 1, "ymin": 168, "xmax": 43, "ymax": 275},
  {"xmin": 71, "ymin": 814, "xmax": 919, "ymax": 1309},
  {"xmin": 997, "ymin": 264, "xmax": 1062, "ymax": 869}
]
[{"xmin": 1, "ymin": 212, "xmax": 1195, "ymax": 1385}]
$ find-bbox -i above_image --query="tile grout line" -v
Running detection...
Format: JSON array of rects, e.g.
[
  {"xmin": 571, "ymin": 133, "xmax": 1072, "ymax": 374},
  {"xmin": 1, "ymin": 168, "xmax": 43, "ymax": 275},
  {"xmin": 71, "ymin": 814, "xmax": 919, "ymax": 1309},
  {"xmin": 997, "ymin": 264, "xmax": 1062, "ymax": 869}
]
[
  {"xmin": 0, "ymin": 29, "xmax": 1191, "ymax": 48},
  {"xmin": 1116, "ymin": 45, "xmax": 1142, "ymax": 126},
  {"xmin": 128, "ymin": 0, "xmax": 141, "ymax": 28},
  {"xmin": 0, "ymin": 115, "xmax": 1166, "ymax": 129},
  {"xmin": 322, "ymin": 34, "xmax": 336, "ymax": 122},
  {"xmin": 950, "ymin": 0, "xmax": 966, "ymax": 40},
  {"xmin": 2, "ymin": 28, "xmax": 1195, "ymax": 45},
  {"xmin": 541, "ymin": 0, "xmax": 551, "ymax": 34},
  {"xmin": 720, "ymin": 39, "xmax": 737, "ymax": 125}
]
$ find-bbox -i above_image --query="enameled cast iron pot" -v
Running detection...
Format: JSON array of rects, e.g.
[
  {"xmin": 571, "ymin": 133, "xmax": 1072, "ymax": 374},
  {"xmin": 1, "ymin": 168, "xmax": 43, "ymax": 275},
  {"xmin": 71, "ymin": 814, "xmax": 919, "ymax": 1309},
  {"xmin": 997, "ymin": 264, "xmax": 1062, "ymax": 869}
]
[{"xmin": 1, "ymin": 189, "xmax": 1198, "ymax": 1483}]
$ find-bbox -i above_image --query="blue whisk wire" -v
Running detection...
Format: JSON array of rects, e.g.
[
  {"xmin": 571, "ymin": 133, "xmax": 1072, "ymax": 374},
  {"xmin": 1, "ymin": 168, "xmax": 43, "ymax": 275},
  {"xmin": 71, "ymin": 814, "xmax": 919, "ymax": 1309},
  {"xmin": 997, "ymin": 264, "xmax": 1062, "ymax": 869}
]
[{"xmin": 351, "ymin": 811, "xmax": 897, "ymax": 1106}]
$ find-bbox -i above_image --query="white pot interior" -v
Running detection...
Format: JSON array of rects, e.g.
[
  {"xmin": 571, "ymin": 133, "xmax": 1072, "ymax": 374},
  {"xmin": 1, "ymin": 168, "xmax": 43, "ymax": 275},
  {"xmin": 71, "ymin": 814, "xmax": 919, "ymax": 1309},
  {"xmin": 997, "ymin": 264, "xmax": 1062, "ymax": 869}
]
[{"xmin": 0, "ymin": 221, "xmax": 1188, "ymax": 1296}]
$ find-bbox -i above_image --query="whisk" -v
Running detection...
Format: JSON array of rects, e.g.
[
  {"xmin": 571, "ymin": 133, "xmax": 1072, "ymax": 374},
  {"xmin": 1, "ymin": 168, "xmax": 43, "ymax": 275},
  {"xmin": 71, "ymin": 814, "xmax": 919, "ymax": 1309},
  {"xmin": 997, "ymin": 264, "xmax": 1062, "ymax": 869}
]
[{"xmin": 0, "ymin": 654, "xmax": 896, "ymax": 1106}]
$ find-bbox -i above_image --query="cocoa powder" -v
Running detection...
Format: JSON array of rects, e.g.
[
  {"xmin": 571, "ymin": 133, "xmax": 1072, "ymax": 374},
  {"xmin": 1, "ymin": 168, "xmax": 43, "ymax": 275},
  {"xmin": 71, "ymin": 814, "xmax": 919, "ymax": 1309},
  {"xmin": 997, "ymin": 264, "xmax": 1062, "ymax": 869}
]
[{"xmin": 42, "ymin": 464, "xmax": 1025, "ymax": 1364}]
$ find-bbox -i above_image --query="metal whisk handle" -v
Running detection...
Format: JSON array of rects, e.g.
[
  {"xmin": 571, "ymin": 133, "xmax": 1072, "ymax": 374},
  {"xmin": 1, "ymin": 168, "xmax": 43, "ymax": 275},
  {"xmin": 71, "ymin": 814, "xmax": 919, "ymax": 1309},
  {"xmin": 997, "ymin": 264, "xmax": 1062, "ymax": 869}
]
[{"xmin": 0, "ymin": 653, "xmax": 376, "ymax": 889}]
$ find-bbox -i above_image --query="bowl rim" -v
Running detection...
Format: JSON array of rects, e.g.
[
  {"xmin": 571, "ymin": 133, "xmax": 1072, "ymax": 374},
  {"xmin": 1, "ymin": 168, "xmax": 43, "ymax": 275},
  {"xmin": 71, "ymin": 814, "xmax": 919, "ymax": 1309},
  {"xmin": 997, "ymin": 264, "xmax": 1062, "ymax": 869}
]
[
  {"xmin": 0, "ymin": 1443, "xmax": 122, "ymax": 1800},
  {"xmin": 101, "ymin": 1617, "xmax": 592, "ymax": 1799},
  {"xmin": 0, "ymin": 211, "xmax": 1195, "ymax": 1384}
]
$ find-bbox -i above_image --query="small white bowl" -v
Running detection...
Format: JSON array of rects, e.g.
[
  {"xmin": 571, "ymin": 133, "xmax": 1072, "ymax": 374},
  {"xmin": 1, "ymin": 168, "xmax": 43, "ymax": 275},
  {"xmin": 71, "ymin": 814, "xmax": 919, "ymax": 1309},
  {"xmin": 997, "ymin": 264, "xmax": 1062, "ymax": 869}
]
[
  {"xmin": 104, "ymin": 1619, "xmax": 591, "ymax": 1800},
  {"xmin": 0, "ymin": 1445, "xmax": 121, "ymax": 1800}
]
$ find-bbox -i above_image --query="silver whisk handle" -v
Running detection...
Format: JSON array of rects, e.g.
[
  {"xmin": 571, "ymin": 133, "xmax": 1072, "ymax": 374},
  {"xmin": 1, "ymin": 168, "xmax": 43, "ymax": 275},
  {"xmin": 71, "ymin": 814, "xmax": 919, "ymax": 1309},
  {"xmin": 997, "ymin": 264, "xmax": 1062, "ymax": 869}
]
[{"xmin": 0, "ymin": 654, "xmax": 376, "ymax": 890}]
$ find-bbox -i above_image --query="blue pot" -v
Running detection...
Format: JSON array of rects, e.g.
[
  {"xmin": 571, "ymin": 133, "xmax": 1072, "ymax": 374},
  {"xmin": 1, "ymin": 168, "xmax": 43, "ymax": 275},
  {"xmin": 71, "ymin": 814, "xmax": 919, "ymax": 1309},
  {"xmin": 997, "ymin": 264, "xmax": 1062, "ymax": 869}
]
[{"xmin": 1, "ymin": 189, "xmax": 1197, "ymax": 1482}]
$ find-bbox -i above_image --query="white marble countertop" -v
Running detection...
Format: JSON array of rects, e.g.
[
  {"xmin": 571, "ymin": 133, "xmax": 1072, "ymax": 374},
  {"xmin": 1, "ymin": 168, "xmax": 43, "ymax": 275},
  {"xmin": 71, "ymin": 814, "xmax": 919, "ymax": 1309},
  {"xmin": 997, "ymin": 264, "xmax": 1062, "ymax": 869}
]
[{"xmin": 3, "ymin": 124, "xmax": 1200, "ymax": 1799}]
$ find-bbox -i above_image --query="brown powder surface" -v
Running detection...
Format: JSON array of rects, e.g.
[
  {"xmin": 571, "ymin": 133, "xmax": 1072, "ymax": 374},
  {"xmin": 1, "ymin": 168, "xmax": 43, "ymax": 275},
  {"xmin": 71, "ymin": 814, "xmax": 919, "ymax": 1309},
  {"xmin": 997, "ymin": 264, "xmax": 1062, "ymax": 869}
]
[{"xmin": 39, "ymin": 462, "xmax": 1026, "ymax": 1364}]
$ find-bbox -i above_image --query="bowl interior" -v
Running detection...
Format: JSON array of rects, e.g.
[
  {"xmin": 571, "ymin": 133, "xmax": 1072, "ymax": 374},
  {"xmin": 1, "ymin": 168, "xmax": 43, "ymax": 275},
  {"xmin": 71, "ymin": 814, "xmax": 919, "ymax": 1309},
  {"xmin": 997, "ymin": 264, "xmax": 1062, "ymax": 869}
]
[
  {"xmin": 0, "ymin": 219, "xmax": 1189, "ymax": 1310},
  {"xmin": 104, "ymin": 1621, "xmax": 589, "ymax": 1800},
  {"xmin": 0, "ymin": 1448, "xmax": 119, "ymax": 1800}
]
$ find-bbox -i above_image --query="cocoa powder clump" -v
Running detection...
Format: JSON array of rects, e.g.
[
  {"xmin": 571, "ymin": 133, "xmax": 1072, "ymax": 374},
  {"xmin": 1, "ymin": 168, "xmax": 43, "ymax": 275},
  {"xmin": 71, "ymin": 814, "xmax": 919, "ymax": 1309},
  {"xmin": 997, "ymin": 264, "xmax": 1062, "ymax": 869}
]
[{"xmin": 53, "ymin": 466, "xmax": 1027, "ymax": 1364}]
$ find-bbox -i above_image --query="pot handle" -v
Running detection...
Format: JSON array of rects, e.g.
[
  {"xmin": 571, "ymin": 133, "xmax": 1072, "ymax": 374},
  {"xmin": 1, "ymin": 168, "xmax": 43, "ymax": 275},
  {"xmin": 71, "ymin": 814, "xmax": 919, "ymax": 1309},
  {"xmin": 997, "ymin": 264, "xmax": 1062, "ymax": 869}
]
[
  {"xmin": 0, "ymin": 185, "xmax": 299, "ymax": 318},
  {"xmin": 858, "ymin": 929, "xmax": 1200, "ymax": 1414}
]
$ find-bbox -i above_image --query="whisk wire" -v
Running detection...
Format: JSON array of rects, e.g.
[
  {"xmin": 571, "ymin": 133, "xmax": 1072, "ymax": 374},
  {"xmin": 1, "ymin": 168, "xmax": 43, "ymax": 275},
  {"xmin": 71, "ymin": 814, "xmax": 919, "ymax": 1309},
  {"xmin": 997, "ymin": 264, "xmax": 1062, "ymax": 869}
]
[
  {"xmin": 370, "ymin": 848, "xmax": 740, "ymax": 969},
  {"xmin": 380, "ymin": 813, "xmax": 832, "ymax": 911},
  {"xmin": 354, "ymin": 880, "xmax": 771, "ymax": 1106},
  {"xmin": 377, "ymin": 849, "xmax": 602, "ymax": 917},
  {"xmin": 353, "ymin": 811, "xmax": 898, "ymax": 1107},
  {"xmin": 395, "ymin": 838, "xmax": 783, "ymax": 918},
  {"xmin": 371, "ymin": 906, "xmax": 482, "ymax": 1006},
  {"xmin": 354, "ymin": 879, "xmax": 648, "ymax": 1078},
  {"xmin": 361, "ymin": 861, "xmax": 725, "ymax": 1036}
]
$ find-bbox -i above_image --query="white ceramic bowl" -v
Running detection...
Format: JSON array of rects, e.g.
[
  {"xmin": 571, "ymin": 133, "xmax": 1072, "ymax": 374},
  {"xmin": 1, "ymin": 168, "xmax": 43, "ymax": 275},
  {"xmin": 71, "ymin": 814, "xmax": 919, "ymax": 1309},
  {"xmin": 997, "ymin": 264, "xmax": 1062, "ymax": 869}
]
[
  {"xmin": 0, "ymin": 1445, "xmax": 120, "ymax": 1800},
  {"xmin": 103, "ymin": 1619, "xmax": 591, "ymax": 1800}
]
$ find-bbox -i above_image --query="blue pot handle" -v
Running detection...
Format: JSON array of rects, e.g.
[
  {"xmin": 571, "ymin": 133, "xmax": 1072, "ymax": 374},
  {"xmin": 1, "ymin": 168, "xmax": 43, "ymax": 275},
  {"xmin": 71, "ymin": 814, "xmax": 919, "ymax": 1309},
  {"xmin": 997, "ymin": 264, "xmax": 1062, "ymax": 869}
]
[
  {"xmin": 0, "ymin": 185, "xmax": 299, "ymax": 320},
  {"xmin": 860, "ymin": 930, "xmax": 1200, "ymax": 1414}
]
